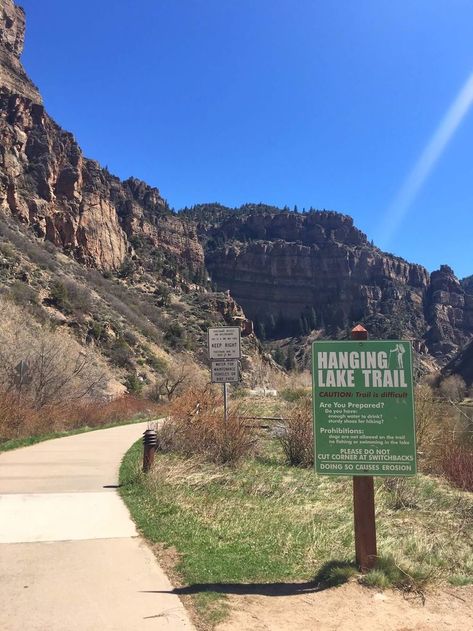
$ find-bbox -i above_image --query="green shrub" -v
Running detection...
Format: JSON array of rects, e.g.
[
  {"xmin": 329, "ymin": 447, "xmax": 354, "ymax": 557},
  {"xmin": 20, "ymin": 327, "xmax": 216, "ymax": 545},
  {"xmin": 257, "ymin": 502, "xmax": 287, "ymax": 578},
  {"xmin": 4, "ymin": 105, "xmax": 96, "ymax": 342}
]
[
  {"xmin": 108, "ymin": 339, "xmax": 134, "ymax": 368},
  {"xmin": 124, "ymin": 373, "xmax": 143, "ymax": 395},
  {"xmin": 146, "ymin": 353, "xmax": 167, "ymax": 374},
  {"xmin": 49, "ymin": 280, "xmax": 70, "ymax": 312}
]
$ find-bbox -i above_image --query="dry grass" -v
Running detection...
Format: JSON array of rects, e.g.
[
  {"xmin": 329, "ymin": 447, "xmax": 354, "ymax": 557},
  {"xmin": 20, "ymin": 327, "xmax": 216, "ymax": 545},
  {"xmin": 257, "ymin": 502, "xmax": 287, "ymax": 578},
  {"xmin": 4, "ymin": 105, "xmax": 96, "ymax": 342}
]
[
  {"xmin": 414, "ymin": 384, "xmax": 473, "ymax": 491},
  {"xmin": 415, "ymin": 384, "xmax": 447, "ymax": 469},
  {"xmin": 0, "ymin": 391, "xmax": 158, "ymax": 443},
  {"xmin": 120, "ymin": 439, "xmax": 473, "ymax": 621},
  {"xmin": 277, "ymin": 397, "xmax": 313, "ymax": 467},
  {"xmin": 158, "ymin": 386, "xmax": 257, "ymax": 465}
]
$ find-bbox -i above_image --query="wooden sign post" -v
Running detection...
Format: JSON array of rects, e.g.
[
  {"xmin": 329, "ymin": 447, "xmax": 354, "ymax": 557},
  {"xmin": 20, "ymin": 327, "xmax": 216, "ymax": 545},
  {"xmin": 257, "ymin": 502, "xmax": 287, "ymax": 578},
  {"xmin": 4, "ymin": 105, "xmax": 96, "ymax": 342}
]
[{"xmin": 351, "ymin": 324, "xmax": 377, "ymax": 571}]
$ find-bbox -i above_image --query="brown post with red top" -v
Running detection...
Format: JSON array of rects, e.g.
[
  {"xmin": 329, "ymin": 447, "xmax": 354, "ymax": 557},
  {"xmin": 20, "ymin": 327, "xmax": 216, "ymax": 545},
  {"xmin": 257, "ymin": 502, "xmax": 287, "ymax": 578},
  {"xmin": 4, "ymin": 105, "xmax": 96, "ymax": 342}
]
[{"xmin": 351, "ymin": 324, "xmax": 377, "ymax": 571}]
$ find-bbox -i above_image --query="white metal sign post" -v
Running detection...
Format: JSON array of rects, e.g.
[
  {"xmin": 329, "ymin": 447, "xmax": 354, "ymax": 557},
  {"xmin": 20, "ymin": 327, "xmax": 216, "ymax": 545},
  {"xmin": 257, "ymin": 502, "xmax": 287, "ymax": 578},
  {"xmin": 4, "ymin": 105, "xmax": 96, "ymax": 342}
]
[{"xmin": 208, "ymin": 327, "xmax": 241, "ymax": 424}]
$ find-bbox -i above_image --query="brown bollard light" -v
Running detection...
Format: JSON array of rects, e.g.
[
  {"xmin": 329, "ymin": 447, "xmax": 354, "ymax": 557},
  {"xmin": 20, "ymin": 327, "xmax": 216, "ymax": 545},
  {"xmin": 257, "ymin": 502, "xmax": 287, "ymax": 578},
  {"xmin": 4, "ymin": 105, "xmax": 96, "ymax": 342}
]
[
  {"xmin": 142, "ymin": 428, "xmax": 158, "ymax": 473},
  {"xmin": 351, "ymin": 324, "xmax": 377, "ymax": 572}
]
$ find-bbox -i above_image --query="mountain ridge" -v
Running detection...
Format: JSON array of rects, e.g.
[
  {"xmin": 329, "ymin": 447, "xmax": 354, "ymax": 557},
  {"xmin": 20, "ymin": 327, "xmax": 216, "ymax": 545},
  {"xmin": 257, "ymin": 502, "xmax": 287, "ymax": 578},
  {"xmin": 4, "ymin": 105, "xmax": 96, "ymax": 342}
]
[{"xmin": 0, "ymin": 0, "xmax": 472, "ymax": 376}]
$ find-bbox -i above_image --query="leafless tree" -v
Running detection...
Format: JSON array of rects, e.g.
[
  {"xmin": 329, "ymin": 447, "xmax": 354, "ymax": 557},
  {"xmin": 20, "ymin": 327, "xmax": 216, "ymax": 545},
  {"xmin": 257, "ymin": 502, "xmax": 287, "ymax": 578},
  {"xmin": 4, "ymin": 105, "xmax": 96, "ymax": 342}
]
[
  {"xmin": 0, "ymin": 297, "xmax": 110, "ymax": 408},
  {"xmin": 438, "ymin": 375, "xmax": 467, "ymax": 403},
  {"xmin": 148, "ymin": 359, "xmax": 206, "ymax": 402}
]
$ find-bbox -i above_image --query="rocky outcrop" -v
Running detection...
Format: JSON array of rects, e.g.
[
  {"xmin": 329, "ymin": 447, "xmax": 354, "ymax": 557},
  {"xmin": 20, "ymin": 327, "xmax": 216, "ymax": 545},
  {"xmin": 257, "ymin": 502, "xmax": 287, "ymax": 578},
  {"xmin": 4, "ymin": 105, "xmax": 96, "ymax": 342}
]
[
  {"xmin": 206, "ymin": 211, "xmax": 428, "ymax": 328},
  {"xmin": 200, "ymin": 208, "xmax": 473, "ymax": 361},
  {"xmin": 0, "ymin": 1, "xmax": 40, "ymax": 102},
  {"xmin": 442, "ymin": 337, "xmax": 473, "ymax": 386},
  {"xmin": 0, "ymin": 93, "xmax": 130, "ymax": 269},
  {"xmin": 0, "ymin": 1, "xmax": 204, "ymax": 274},
  {"xmin": 425, "ymin": 265, "xmax": 473, "ymax": 358},
  {"xmin": 113, "ymin": 178, "xmax": 204, "ymax": 270}
]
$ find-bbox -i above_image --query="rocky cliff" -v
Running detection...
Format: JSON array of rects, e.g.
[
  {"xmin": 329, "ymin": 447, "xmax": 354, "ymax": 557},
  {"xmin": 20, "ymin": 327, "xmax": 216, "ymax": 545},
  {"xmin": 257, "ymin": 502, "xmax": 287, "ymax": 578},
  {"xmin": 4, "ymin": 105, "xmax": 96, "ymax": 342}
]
[
  {"xmin": 189, "ymin": 204, "xmax": 473, "ymax": 363},
  {"xmin": 442, "ymin": 338, "xmax": 473, "ymax": 386},
  {"xmin": 0, "ymin": 1, "xmax": 40, "ymax": 102},
  {"xmin": 0, "ymin": 0, "xmax": 204, "ymax": 275},
  {"xmin": 1, "ymin": 0, "xmax": 472, "ymax": 372}
]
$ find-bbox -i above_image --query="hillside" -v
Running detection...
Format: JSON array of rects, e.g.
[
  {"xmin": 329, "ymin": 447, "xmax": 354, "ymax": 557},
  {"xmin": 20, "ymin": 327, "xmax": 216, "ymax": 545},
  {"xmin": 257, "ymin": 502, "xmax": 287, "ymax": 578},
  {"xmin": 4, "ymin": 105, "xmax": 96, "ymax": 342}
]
[
  {"xmin": 0, "ymin": 0, "xmax": 270, "ymax": 408},
  {"xmin": 0, "ymin": 0, "xmax": 472, "ymax": 392}
]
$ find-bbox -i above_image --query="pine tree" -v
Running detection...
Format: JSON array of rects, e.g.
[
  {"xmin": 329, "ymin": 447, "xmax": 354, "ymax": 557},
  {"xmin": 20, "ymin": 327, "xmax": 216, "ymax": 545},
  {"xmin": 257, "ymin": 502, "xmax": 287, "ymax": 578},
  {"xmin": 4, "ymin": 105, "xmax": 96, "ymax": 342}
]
[
  {"xmin": 285, "ymin": 346, "xmax": 296, "ymax": 371},
  {"xmin": 309, "ymin": 307, "xmax": 317, "ymax": 329},
  {"xmin": 274, "ymin": 348, "xmax": 285, "ymax": 366}
]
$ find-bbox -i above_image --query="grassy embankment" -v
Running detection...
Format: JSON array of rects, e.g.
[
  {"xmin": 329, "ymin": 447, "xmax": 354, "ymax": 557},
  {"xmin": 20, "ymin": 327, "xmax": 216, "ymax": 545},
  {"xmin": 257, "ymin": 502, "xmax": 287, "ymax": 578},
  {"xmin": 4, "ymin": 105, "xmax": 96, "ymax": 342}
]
[{"xmin": 119, "ymin": 402, "xmax": 473, "ymax": 629}]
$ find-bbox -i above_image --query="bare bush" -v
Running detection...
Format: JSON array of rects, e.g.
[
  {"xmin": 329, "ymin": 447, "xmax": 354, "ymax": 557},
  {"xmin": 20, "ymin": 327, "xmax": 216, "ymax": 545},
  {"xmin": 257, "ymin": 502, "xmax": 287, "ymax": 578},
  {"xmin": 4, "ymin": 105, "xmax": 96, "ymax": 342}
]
[
  {"xmin": 148, "ymin": 359, "xmax": 206, "ymax": 402},
  {"xmin": 0, "ymin": 392, "xmax": 157, "ymax": 443},
  {"xmin": 63, "ymin": 396, "xmax": 158, "ymax": 430},
  {"xmin": 277, "ymin": 398, "xmax": 314, "ymax": 467},
  {"xmin": 440, "ymin": 441, "xmax": 473, "ymax": 492},
  {"xmin": 438, "ymin": 375, "xmax": 467, "ymax": 402},
  {"xmin": 149, "ymin": 363, "xmax": 191, "ymax": 402},
  {"xmin": 0, "ymin": 390, "xmax": 42, "ymax": 441},
  {"xmin": 414, "ymin": 384, "xmax": 444, "ymax": 467},
  {"xmin": 0, "ymin": 297, "xmax": 110, "ymax": 409},
  {"xmin": 158, "ymin": 386, "xmax": 256, "ymax": 464}
]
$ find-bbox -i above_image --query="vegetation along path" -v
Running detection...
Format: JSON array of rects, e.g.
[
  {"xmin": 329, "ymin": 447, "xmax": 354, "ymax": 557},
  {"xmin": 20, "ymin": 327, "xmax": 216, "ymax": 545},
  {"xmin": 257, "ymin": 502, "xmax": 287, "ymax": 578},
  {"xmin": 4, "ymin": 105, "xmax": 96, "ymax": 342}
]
[{"xmin": 0, "ymin": 421, "xmax": 194, "ymax": 631}]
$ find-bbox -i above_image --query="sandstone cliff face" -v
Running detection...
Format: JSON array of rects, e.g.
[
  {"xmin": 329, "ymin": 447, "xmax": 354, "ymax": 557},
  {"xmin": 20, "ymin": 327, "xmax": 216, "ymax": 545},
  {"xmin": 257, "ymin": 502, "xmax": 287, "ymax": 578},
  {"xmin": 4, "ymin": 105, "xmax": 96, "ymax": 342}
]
[
  {"xmin": 0, "ymin": 0, "xmax": 204, "ymax": 274},
  {"xmin": 0, "ymin": 1, "xmax": 40, "ymax": 102},
  {"xmin": 1, "ymin": 0, "xmax": 472, "ymax": 369},
  {"xmin": 205, "ymin": 210, "xmax": 428, "ymax": 327},
  {"xmin": 425, "ymin": 265, "xmax": 473, "ymax": 358},
  {"xmin": 443, "ymin": 338, "xmax": 473, "ymax": 386},
  {"xmin": 199, "ymin": 208, "xmax": 473, "ymax": 361}
]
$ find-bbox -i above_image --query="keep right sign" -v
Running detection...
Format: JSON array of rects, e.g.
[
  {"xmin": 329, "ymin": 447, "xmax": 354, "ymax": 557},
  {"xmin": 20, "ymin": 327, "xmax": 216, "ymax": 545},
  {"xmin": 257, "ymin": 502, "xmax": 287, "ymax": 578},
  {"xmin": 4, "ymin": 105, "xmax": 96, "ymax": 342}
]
[{"xmin": 312, "ymin": 340, "xmax": 417, "ymax": 477}]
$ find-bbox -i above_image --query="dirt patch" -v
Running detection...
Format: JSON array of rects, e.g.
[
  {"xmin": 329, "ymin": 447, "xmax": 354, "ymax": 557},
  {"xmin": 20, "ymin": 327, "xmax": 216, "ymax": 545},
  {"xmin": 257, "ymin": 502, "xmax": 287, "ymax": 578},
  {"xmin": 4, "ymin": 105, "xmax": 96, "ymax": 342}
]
[{"xmin": 215, "ymin": 582, "xmax": 473, "ymax": 631}]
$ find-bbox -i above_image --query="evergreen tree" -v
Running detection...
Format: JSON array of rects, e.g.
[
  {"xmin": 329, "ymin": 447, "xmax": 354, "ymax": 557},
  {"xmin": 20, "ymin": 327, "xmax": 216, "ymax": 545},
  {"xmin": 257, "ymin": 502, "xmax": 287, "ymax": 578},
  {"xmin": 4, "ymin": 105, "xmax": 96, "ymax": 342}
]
[
  {"xmin": 254, "ymin": 316, "xmax": 266, "ymax": 340},
  {"xmin": 309, "ymin": 307, "xmax": 317, "ymax": 329},
  {"xmin": 285, "ymin": 346, "xmax": 296, "ymax": 371},
  {"xmin": 273, "ymin": 348, "xmax": 285, "ymax": 366}
]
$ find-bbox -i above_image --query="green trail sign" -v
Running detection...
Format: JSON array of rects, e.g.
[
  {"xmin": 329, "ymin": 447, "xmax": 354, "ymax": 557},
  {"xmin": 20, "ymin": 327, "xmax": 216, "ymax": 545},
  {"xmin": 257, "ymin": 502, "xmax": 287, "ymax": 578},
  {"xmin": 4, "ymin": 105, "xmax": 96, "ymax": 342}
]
[{"xmin": 312, "ymin": 340, "xmax": 416, "ymax": 477}]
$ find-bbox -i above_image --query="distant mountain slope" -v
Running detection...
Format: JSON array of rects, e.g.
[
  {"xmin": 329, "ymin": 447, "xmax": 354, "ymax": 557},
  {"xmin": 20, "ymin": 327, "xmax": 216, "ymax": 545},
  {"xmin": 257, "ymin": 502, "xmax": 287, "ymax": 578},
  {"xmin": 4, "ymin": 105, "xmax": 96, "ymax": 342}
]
[
  {"xmin": 0, "ymin": 0, "xmax": 264, "ymax": 393},
  {"xmin": 0, "ymin": 0, "xmax": 472, "ymax": 376},
  {"xmin": 185, "ymin": 203, "xmax": 473, "ymax": 363},
  {"xmin": 443, "ymin": 338, "xmax": 473, "ymax": 386},
  {"xmin": 461, "ymin": 275, "xmax": 473, "ymax": 295}
]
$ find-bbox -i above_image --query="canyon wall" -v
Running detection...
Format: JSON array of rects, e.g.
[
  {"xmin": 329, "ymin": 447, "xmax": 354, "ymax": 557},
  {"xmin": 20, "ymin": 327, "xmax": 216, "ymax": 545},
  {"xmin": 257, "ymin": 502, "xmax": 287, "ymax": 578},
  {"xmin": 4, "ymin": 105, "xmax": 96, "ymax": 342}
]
[
  {"xmin": 1, "ymin": 0, "xmax": 472, "ymax": 367},
  {"xmin": 0, "ymin": 0, "xmax": 204, "ymax": 274},
  {"xmin": 200, "ymin": 208, "xmax": 473, "ymax": 361}
]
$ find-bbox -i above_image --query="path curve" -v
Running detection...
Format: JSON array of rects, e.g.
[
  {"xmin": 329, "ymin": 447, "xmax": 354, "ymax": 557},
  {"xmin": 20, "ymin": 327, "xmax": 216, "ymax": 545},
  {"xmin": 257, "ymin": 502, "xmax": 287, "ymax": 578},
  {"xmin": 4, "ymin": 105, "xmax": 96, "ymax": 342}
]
[{"xmin": 0, "ymin": 422, "xmax": 194, "ymax": 630}]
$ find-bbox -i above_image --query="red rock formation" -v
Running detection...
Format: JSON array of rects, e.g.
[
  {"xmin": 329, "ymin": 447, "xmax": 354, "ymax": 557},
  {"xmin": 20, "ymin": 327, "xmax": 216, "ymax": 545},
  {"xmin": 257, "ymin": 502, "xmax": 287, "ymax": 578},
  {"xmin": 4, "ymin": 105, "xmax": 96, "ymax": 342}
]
[{"xmin": 0, "ymin": 0, "xmax": 204, "ymax": 274}]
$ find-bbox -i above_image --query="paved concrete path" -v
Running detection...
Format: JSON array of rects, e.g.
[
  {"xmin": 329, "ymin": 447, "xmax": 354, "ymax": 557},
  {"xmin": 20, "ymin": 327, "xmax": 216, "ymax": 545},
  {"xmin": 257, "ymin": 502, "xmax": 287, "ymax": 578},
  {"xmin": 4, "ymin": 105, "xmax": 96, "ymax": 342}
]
[{"xmin": 0, "ymin": 423, "xmax": 194, "ymax": 631}]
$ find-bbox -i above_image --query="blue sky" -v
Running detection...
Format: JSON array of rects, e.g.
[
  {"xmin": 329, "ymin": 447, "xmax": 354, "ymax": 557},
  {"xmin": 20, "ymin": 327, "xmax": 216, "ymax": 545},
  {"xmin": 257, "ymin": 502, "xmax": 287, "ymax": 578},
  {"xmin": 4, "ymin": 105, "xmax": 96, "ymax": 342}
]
[{"xmin": 20, "ymin": 0, "xmax": 473, "ymax": 278}]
